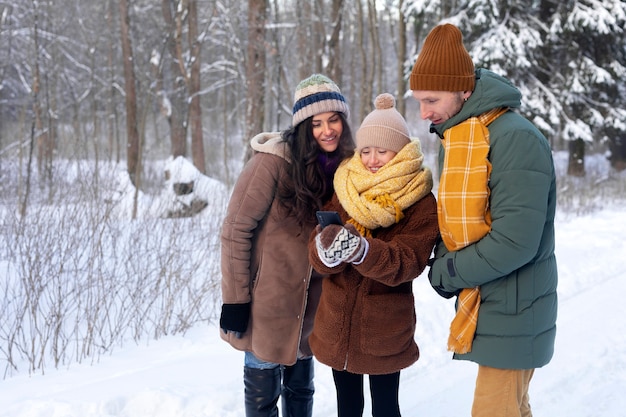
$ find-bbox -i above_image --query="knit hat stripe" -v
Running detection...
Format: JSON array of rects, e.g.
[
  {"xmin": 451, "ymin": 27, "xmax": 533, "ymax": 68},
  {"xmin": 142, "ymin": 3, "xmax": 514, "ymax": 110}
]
[
  {"xmin": 292, "ymin": 91, "xmax": 347, "ymax": 114},
  {"xmin": 294, "ymin": 83, "xmax": 341, "ymax": 102},
  {"xmin": 292, "ymin": 74, "xmax": 349, "ymax": 126}
]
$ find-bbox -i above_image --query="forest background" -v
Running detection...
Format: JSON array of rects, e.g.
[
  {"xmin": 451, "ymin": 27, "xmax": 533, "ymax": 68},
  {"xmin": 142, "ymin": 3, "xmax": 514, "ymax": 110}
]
[{"xmin": 1, "ymin": 0, "xmax": 625, "ymax": 378}]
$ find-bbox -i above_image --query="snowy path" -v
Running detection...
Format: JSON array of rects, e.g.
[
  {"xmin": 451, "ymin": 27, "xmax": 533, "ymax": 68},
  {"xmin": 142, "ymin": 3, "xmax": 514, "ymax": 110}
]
[{"xmin": 1, "ymin": 209, "xmax": 625, "ymax": 417}]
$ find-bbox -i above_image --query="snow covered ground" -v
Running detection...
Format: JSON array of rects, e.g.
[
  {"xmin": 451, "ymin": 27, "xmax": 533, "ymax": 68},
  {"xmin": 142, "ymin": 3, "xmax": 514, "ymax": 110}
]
[
  {"xmin": 1, "ymin": 206, "xmax": 625, "ymax": 416},
  {"xmin": 2, "ymin": 150, "xmax": 625, "ymax": 416}
]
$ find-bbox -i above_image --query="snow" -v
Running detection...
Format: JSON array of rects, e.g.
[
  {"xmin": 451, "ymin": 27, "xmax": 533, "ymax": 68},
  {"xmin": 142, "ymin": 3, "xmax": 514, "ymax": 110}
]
[{"xmin": 1, "ymin": 155, "xmax": 626, "ymax": 416}]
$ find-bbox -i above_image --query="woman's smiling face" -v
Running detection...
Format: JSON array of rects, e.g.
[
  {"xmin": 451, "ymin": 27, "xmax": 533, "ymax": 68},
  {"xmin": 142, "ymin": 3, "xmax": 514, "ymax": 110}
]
[{"xmin": 312, "ymin": 112, "xmax": 343, "ymax": 152}]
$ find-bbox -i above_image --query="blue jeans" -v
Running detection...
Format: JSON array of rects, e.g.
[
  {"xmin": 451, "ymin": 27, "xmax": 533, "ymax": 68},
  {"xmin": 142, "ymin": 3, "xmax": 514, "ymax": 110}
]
[{"xmin": 245, "ymin": 351, "xmax": 281, "ymax": 370}]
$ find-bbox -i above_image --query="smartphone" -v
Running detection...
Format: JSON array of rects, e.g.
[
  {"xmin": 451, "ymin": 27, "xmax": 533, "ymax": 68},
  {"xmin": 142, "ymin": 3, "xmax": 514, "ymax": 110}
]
[{"xmin": 316, "ymin": 211, "xmax": 342, "ymax": 229}]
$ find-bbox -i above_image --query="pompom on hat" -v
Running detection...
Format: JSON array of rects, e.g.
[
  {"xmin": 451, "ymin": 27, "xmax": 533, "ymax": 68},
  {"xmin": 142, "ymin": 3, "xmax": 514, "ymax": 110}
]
[
  {"xmin": 356, "ymin": 93, "xmax": 410, "ymax": 153},
  {"xmin": 410, "ymin": 24, "xmax": 475, "ymax": 92},
  {"xmin": 292, "ymin": 74, "xmax": 350, "ymax": 127}
]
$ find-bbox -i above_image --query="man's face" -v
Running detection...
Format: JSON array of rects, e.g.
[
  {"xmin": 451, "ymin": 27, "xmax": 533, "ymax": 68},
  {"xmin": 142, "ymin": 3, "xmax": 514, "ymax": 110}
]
[{"xmin": 412, "ymin": 90, "xmax": 470, "ymax": 125}]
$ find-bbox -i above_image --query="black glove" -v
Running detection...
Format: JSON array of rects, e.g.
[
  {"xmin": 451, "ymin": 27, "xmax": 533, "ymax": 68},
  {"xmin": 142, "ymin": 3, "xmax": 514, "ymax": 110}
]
[
  {"xmin": 220, "ymin": 303, "xmax": 251, "ymax": 338},
  {"xmin": 428, "ymin": 263, "xmax": 459, "ymax": 299},
  {"xmin": 428, "ymin": 244, "xmax": 460, "ymax": 299},
  {"xmin": 427, "ymin": 235, "xmax": 461, "ymax": 298}
]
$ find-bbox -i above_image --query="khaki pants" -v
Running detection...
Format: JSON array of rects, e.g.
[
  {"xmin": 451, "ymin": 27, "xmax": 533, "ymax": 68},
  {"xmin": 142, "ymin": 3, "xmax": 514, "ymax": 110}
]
[{"xmin": 471, "ymin": 365, "xmax": 535, "ymax": 417}]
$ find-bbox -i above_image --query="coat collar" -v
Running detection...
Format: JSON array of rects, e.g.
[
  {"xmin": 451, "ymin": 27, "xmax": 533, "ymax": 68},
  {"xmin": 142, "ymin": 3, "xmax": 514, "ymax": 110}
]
[{"xmin": 250, "ymin": 132, "xmax": 291, "ymax": 163}]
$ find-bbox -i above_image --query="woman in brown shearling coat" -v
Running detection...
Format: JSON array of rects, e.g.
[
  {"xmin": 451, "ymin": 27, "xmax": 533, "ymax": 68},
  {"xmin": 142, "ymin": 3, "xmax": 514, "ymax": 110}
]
[
  {"xmin": 220, "ymin": 74, "xmax": 354, "ymax": 417},
  {"xmin": 309, "ymin": 94, "xmax": 439, "ymax": 417}
]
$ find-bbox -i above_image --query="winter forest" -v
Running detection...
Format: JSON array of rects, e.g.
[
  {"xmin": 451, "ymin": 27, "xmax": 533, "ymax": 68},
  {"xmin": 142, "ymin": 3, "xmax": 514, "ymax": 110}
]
[{"xmin": 1, "ymin": 0, "xmax": 626, "ymax": 382}]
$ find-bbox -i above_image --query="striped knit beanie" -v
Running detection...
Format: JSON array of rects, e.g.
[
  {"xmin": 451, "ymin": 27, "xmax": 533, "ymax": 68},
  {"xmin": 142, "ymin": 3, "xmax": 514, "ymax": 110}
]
[
  {"xmin": 410, "ymin": 24, "xmax": 475, "ymax": 92},
  {"xmin": 292, "ymin": 74, "xmax": 349, "ymax": 127},
  {"xmin": 356, "ymin": 93, "xmax": 410, "ymax": 153}
]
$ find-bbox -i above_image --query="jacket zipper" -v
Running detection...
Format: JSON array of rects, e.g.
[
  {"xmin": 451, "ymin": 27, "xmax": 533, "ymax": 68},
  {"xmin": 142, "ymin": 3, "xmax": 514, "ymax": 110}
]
[{"xmin": 294, "ymin": 265, "xmax": 313, "ymax": 360}]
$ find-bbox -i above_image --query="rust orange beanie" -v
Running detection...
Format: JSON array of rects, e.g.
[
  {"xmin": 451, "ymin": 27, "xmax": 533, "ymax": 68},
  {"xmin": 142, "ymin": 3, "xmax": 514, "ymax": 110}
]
[{"xmin": 409, "ymin": 24, "xmax": 475, "ymax": 92}]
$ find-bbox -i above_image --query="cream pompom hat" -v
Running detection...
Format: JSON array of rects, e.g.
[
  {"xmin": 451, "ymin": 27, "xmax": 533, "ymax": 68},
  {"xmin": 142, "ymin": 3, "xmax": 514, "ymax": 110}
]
[{"xmin": 355, "ymin": 93, "xmax": 410, "ymax": 153}]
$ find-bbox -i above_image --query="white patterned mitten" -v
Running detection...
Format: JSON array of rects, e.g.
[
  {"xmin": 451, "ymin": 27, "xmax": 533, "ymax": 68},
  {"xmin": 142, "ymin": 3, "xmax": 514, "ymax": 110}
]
[{"xmin": 315, "ymin": 224, "xmax": 365, "ymax": 267}]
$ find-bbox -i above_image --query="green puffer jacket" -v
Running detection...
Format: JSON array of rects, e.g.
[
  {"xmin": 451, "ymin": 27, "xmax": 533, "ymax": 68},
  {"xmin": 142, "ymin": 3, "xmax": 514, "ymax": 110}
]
[{"xmin": 429, "ymin": 69, "xmax": 558, "ymax": 369}]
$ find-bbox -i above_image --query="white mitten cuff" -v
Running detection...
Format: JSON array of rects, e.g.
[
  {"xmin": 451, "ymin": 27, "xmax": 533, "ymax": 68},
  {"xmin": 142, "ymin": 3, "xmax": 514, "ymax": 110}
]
[{"xmin": 346, "ymin": 238, "xmax": 368, "ymax": 264}]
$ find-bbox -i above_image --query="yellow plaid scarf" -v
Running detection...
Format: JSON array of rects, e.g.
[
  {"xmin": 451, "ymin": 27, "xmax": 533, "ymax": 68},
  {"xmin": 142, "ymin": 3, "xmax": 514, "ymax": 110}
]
[
  {"xmin": 439, "ymin": 107, "xmax": 508, "ymax": 354},
  {"xmin": 334, "ymin": 140, "xmax": 433, "ymax": 236}
]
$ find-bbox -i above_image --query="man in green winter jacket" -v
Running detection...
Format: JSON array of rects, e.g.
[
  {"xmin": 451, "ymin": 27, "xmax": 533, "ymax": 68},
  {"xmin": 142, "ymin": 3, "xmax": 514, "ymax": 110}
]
[{"xmin": 410, "ymin": 24, "xmax": 558, "ymax": 417}]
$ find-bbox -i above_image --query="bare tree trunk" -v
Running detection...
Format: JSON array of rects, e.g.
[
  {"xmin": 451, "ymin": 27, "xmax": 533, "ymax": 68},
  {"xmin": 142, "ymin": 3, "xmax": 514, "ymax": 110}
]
[
  {"xmin": 107, "ymin": 0, "xmax": 120, "ymax": 163},
  {"xmin": 118, "ymin": 0, "xmax": 141, "ymax": 191},
  {"xmin": 608, "ymin": 135, "xmax": 626, "ymax": 171},
  {"xmin": 17, "ymin": 105, "xmax": 27, "ymax": 214},
  {"xmin": 269, "ymin": 0, "xmax": 283, "ymax": 129},
  {"xmin": 297, "ymin": 0, "xmax": 311, "ymax": 82},
  {"xmin": 91, "ymin": 53, "xmax": 100, "ymax": 196},
  {"xmin": 396, "ymin": 0, "xmax": 407, "ymax": 116},
  {"xmin": 187, "ymin": 0, "xmax": 205, "ymax": 173},
  {"xmin": 366, "ymin": 0, "xmax": 380, "ymax": 102},
  {"xmin": 222, "ymin": 69, "xmax": 232, "ymax": 187},
  {"xmin": 42, "ymin": 0, "xmax": 57, "ymax": 192},
  {"xmin": 567, "ymin": 138, "xmax": 585, "ymax": 177},
  {"xmin": 21, "ymin": 112, "xmax": 36, "ymax": 218},
  {"xmin": 243, "ymin": 0, "xmax": 267, "ymax": 162},
  {"xmin": 162, "ymin": 0, "xmax": 188, "ymax": 159},
  {"xmin": 326, "ymin": 0, "xmax": 344, "ymax": 83},
  {"xmin": 312, "ymin": 0, "xmax": 324, "ymax": 73},
  {"xmin": 355, "ymin": 0, "xmax": 369, "ymax": 122},
  {"xmin": 31, "ymin": 4, "xmax": 49, "ymax": 184}
]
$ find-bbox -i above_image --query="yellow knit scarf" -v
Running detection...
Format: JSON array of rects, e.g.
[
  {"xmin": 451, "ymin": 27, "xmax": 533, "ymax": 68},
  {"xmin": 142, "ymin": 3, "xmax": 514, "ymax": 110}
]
[
  {"xmin": 439, "ymin": 107, "xmax": 508, "ymax": 354},
  {"xmin": 334, "ymin": 140, "xmax": 433, "ymax": 237}
]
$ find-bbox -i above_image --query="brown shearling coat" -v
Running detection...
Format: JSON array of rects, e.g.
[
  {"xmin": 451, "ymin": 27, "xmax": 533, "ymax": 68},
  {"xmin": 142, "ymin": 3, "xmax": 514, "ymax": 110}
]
[
  {"xmin": 308, "ymin": 192, "xmax": 439, "ymax": 375},
  {"xmin": 220, "ymin": 132, "xmax": 321, "ymax": 365}
]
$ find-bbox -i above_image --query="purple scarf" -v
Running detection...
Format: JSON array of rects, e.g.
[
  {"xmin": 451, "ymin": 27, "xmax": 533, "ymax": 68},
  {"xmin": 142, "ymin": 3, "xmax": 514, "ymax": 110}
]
[{"xmin": 318, "ymin": 153, "xmax": 341, "ymax": 189}]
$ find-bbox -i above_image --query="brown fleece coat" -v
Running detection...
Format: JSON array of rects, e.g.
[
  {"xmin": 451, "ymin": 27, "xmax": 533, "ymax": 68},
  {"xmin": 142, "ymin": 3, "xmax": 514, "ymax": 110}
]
[
  {"xmin": 220, "ymin": 133, "xmax": 321, "ymax": 365},
  {"xmin": 308, "ymin": 192, "xmax": 439, "ymax": 375}
]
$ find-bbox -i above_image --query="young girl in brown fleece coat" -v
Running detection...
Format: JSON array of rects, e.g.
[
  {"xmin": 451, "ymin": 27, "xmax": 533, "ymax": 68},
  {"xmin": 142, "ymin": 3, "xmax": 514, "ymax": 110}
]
[{"xmin": 308, "ymin": 93, "xmax": 439, "ymax": 417}]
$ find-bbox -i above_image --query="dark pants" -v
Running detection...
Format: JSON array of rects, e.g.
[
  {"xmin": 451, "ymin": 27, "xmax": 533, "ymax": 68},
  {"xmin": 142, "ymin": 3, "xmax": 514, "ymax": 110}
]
[{"xmin": 332, "ymin": 369, "xmax": 401, "ymax": 417}]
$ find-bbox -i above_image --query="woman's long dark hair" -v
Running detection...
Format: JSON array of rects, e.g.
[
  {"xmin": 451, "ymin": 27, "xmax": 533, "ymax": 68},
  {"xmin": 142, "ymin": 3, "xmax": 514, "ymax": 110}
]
[{"xmin": 277, "ymin": 113, "xmax": 354, "ymax": 225}]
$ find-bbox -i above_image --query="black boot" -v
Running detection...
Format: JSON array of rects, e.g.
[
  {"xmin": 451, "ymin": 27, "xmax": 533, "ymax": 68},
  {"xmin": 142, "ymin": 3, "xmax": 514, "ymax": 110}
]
[
  {"xmin": 281, "ymin": 357, "xmax": 315, "ymax": 417},
  {"xmin": 244, "ymin": 366, "xmax": 281, "ymax": 417}
]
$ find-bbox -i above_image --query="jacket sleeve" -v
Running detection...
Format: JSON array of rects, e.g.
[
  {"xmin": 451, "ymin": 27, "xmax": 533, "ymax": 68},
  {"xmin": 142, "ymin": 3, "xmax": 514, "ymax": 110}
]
[
  {"xmin": 353, "ymin": 193, "xmax": 439, "ymax": 287},
  {"xmin": 309, "ymin": 194, "xmax": 439, "ymax": 285},
  {"xmin": 220, "ymin": 153, "xmax": 283, "ymax": 304},
  {"xmin": 308, "ymin": 198, "xmax": 350, "ymax": 275},
  {"xmin": 437, "ymin": 121, "xmax": 555, "ymax": 291}
]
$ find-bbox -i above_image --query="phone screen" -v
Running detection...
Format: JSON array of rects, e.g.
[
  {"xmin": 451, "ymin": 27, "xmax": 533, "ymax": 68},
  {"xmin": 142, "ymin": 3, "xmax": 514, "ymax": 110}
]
[{"xmin": 316, "ymin": 211, "xmax": 342, "ymax": 229}]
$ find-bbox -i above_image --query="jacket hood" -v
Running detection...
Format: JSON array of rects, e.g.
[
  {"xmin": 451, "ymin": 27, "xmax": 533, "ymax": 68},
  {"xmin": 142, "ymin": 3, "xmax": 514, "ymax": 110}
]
[
  {"xmin": 250, "ymin": 132, "xmax": 291, "ymax": 162},
  {"xmin": 431, "ymin": 69, "xmax": 522, "ymax": 137}
]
